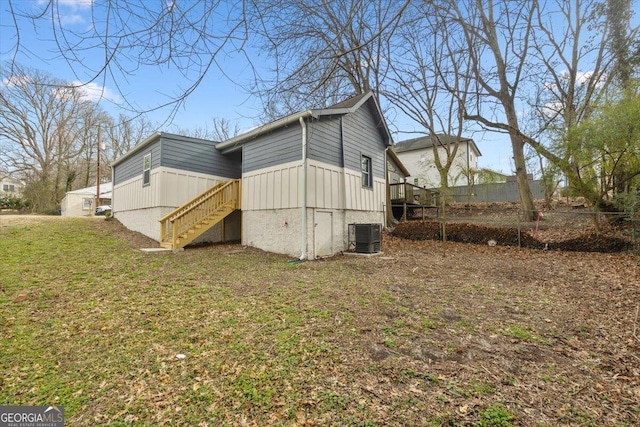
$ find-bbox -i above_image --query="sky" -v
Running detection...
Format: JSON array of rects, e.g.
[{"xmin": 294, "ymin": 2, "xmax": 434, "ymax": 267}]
[{"xmin": 3, "ymin": 0, "xmax": 620, "ymax": 175}]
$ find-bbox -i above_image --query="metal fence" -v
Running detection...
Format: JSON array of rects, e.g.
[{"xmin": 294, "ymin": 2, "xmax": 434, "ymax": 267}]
[{"xmin": 441, "ymin": 180, "xmax": 547, "ymax": 203}]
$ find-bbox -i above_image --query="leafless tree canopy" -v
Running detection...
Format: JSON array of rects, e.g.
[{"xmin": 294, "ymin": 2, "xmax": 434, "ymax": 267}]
[
  {"xmin": 248, "ymin": 0, "xmax": 410, "ymax": 118},
  {"xmin": 4, "ymin": 0, "xmax": 249, "ymax": 119},
  {"xmin": 0, "ymin": 64, "xmax": 152, "ymax": 210},
  {"xmin": 2, "ymin": 0, "xmax": 639, "ymax": 214}
]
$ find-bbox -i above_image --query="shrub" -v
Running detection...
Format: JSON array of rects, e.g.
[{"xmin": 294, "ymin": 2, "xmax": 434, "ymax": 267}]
[{"xmin": 0, "ymin": 194, "xmax": 30, "ymax": 211}]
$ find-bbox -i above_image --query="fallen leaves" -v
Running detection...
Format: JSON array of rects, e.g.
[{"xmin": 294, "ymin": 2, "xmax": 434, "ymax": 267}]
[{"xmin": 1, "ymin": 216, "xmax": 639, "ymax": 426}]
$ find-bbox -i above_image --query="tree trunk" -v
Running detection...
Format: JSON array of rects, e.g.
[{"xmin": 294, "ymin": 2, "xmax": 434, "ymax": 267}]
[{"xmin": 511, "ymin": 134, "xmax": 536, "ymax": 221}]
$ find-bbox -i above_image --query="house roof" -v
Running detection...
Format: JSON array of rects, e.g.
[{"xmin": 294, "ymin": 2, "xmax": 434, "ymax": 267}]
[
  {"xmin": 66, "ymin": 182, "xmax": 113, "ymax": 198},
  {"xmin": 112, "ymin": 132, "xmax": 219, "ymax": 167},
  {"xmin": 215, "ymin": 91, "xmax": 391, "ymax": 152},
  {"xmin": 387, "ymin": 149, "xmax": 410, "ymax": 177},
  {"xmin": 394, "ymin": 134, "xmax": 482, "ymax": 157}
]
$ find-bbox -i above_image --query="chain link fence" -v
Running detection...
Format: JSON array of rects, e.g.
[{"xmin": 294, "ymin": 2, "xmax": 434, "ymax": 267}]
[{"xmin": 398, "ymin": 202, "xmax": 639, "ymax": 251}]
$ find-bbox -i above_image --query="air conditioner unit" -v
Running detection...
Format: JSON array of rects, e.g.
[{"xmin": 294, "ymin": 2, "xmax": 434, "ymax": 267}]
[{"xmin": 354, "ymin": 223, "xmax": 382, "ymax": 254}]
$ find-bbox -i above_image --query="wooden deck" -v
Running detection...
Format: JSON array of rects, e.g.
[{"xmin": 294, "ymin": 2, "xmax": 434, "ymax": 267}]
[
  {"xmin": 390, "ymin": 182, "xmax": 438, "ymax": 221},
  {"xmin": 390, "ymin": 182, "xmax": 433, "ymax": 206}
]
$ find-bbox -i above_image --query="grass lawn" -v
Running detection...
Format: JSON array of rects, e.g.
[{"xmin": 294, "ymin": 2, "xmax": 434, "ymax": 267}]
[{"xmin": 1, "ymin": 216, "xmax": 639, "ymax": 426}]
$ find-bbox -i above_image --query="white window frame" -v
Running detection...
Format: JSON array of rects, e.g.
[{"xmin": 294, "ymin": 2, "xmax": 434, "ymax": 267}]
[
  {"xmin": 82, "ymin": 198, "xmax": 92, "ymax": 210},
  {"xmin": 361, "ymin": 155, "xmax": 373, "ymax": 188},
  {"xmin": 143, "ymin": 153, "xmax": 151, "ymax": 186}
]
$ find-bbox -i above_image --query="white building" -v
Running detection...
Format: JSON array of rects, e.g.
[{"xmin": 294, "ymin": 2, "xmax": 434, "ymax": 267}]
[
  {"xmin": 393, "ymin": 134, "xmax": 481, "ymax": 189},
  {"xmin": 0, "ymin": 176, "xmax": 24, "ymax": 196},
  {"xmin": 60, "ymin": 182, "xmax": 112, "ymax": 216}
]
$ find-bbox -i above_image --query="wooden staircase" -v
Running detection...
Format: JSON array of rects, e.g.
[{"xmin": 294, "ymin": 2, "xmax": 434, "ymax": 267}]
[{"xmin": 159, "ymin": 179, "xmax": 241, "ymax": 250}]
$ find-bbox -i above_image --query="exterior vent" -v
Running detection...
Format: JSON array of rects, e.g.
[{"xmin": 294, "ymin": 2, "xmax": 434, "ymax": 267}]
[{"xmin": 354, "ymin": 223, "xmax": 382, "ymax": 254}]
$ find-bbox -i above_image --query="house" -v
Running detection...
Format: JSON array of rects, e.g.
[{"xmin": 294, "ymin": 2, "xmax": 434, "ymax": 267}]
[
  {"xmin": 111, "ymin": 91, "xmax": 394, "ymax": 258},
  {"xmin": 0, "ymin": 175, "xmax": 24, "ymax": 196},
  {"xmin": 393, "ymin": 134, "xmax": 481, "ymax": 189},
  {"xmin": 60, "ymin": 182, "xmax": 113, "ymax": 216}
]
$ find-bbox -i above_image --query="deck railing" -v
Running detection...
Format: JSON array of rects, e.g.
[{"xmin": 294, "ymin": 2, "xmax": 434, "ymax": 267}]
[
  {"xmin": 159, "ymin": 179, "xmax": 241, "ymax": 248},
  {"xmin": 390, "ymin": 182, "xmax": 432, "ymax": 206}
]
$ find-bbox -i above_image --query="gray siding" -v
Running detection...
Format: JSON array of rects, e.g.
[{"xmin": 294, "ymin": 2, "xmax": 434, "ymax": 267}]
[
  {"xmin": 161, "ymin": 135, "xmax": 241, "ymax": 178},
  {"xmin": 243, "ymin": 124, "xmax": 303, "ymax": 173},
  {"xmin": 307, "ymin": 116, "xmax": 343, "ymax": 168},
  {"xmin": 342, "ymin": 104, "xmax": 386, "ymax": 179},
  {"xmin": 113, "ymin": 139, "xmax": 161, "ymax": 185}
]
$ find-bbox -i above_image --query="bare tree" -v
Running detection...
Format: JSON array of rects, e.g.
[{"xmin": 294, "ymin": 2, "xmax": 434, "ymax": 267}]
[
  {"xmin": 386, "ymin": 2, "xmax": 472, "ymax": 196},
  {"xmin": 0, "ymin": 64, "xmax": 88, "ymax": 210},
  {"xmin": 439, "ymin": 0, "xmax": 540, "ymax": 220},
  {"xmin": 209, "ymin": 118, "xmax": 242, "ymax": 141},
  {"xmin": 172, "ymin": 117, "xmax": 242, "ymax": 142},
  {"xmin": 249, "ymin": 0, "xmax": 410, "ymax": 118},
  {"xmin": 105, "ymin": 114, "xmax": 154, "ymax": 161},
  {"xmin": 524, "ymin": 0, "xmax": 639, "ymax": 218},
  {"xmin": 524, "ymin": 0, "xmax": 614, "ymax": 213},
  {"xmin": 4, "ymin": 0, "xmax": 249, "ymax": 120}
]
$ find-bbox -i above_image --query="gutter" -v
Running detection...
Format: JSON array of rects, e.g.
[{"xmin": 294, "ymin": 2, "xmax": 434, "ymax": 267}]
[
  {"xmin": 216, "ymin": 110, "xmax": 314, "ymax": 152},
  {"xmin": 299, "ymin": 117, "xmax": 308, "ymax": 260}
]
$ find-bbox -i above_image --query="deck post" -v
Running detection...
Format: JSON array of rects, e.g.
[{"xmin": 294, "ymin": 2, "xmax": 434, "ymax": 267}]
[{"xmin": 171, "ymin": 221, "xmax": 177, "ymax": 249}]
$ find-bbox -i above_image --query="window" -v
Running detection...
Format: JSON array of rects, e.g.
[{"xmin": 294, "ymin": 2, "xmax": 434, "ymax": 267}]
[
  {"xmin": 143, "ymin": 153, "xmax": 151, "ymax": 186},
  {"xmin": 414, "ymin": 178, "xmax": 419, "ymax": 186},
  {"xmin": 361, "ymin": 155, "xmax": 372, "ymax": 188},
  {"xmin": 3, "ymin": 184, "xmax": 14, "ymax": 192},
  {"xmin": 82, "ymin": 198, "xmax": 92, "ymax": 210}
]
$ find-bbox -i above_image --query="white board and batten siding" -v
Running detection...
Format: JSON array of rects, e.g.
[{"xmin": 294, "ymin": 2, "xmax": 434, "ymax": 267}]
[
  {"xmin": 242, "ymin": 161, "xmax": 302, "ymax": 211},
  {"xmin": 113, "ymin": 167, "xmax": 230, "ymax": 212},
  {"xmin": 242, "ymin": 158, "xmax": 385, "ymax": 213},
  {"xmin": 306, "ymin": 160, "xmax": 343, "ymax": 209}
]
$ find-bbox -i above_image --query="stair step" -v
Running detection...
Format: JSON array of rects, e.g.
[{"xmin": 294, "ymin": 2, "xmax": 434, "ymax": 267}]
[{"xmin": 158, "ymin": 180, "xmax": 240, "ymax": 250}]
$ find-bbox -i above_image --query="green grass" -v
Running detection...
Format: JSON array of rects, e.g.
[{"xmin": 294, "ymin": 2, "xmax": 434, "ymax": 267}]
[
  {"xmin": 475, "ymin": 404, "xmax": 516, "ymax": 427},
  {"xmin": 0, "ymin": 217, "xmax": 636, "ymax": 426},
  {"xmin": 503, "ymin": 325, "xmax": 534, "ymax": 341}
]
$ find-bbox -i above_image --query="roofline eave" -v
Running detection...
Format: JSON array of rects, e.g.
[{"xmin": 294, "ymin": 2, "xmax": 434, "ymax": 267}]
[
  {"xmin": 215, "ymin": 110, "xmax": 315, "ymax": 152},
  {"xmin": 112, "ymin": 132, "xmax": 162, "ymax": 167}
]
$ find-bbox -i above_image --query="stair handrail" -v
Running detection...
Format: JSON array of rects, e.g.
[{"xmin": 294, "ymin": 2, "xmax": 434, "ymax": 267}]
[{"xmin": 159, "ymin": 180, "xmax": 234, "ymax": 223}]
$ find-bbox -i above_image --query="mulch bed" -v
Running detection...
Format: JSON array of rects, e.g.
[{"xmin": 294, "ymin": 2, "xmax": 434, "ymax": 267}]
[{"xmin": 392, "ymin": 221, "xmax": 634, "ymax": 253}]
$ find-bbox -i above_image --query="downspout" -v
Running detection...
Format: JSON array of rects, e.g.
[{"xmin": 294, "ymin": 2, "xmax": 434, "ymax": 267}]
[
  {"xmin": 299, "ymin": 117, "xmax": 308, "ymax": 260},
  {"xmin": 384, "ymin": 147, "xmax": 390, "ymax": 228},
  {"xmin": 340, "ymin": 117, "xmax": 347, "ymax": 209},
  {"xmin": 340, "ymin": 117, "xmax": 349, "ymax": 248}
]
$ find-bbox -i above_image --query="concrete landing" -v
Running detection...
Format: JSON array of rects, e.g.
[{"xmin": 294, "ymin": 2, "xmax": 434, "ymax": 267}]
[
  {"xmin": 139, "ymin": 247, "xmax": 181, "ymax": 253},
  {"xmin": 343, "ymin": 251, "xmax": 385, "ymax": 258}
]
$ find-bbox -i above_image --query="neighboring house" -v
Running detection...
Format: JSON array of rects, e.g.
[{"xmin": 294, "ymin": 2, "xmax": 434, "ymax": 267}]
[
  {"xmin": 393, "ymin": 134, "xmax": 481, "ymax": 189},
  {"xmin": 60, "ymin": 182, "xmax": 113, "ymax": 216},
  {"xmin": 0, "ymin": 176, "xmax": 24, "ymax": 196},
  {"xmin": 111, "ymin": 91, "xmax": 394, "ymax": 258},
  {"xmin": 476, "ymin": 168, "xmax": 508, "ymax": 184}
]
